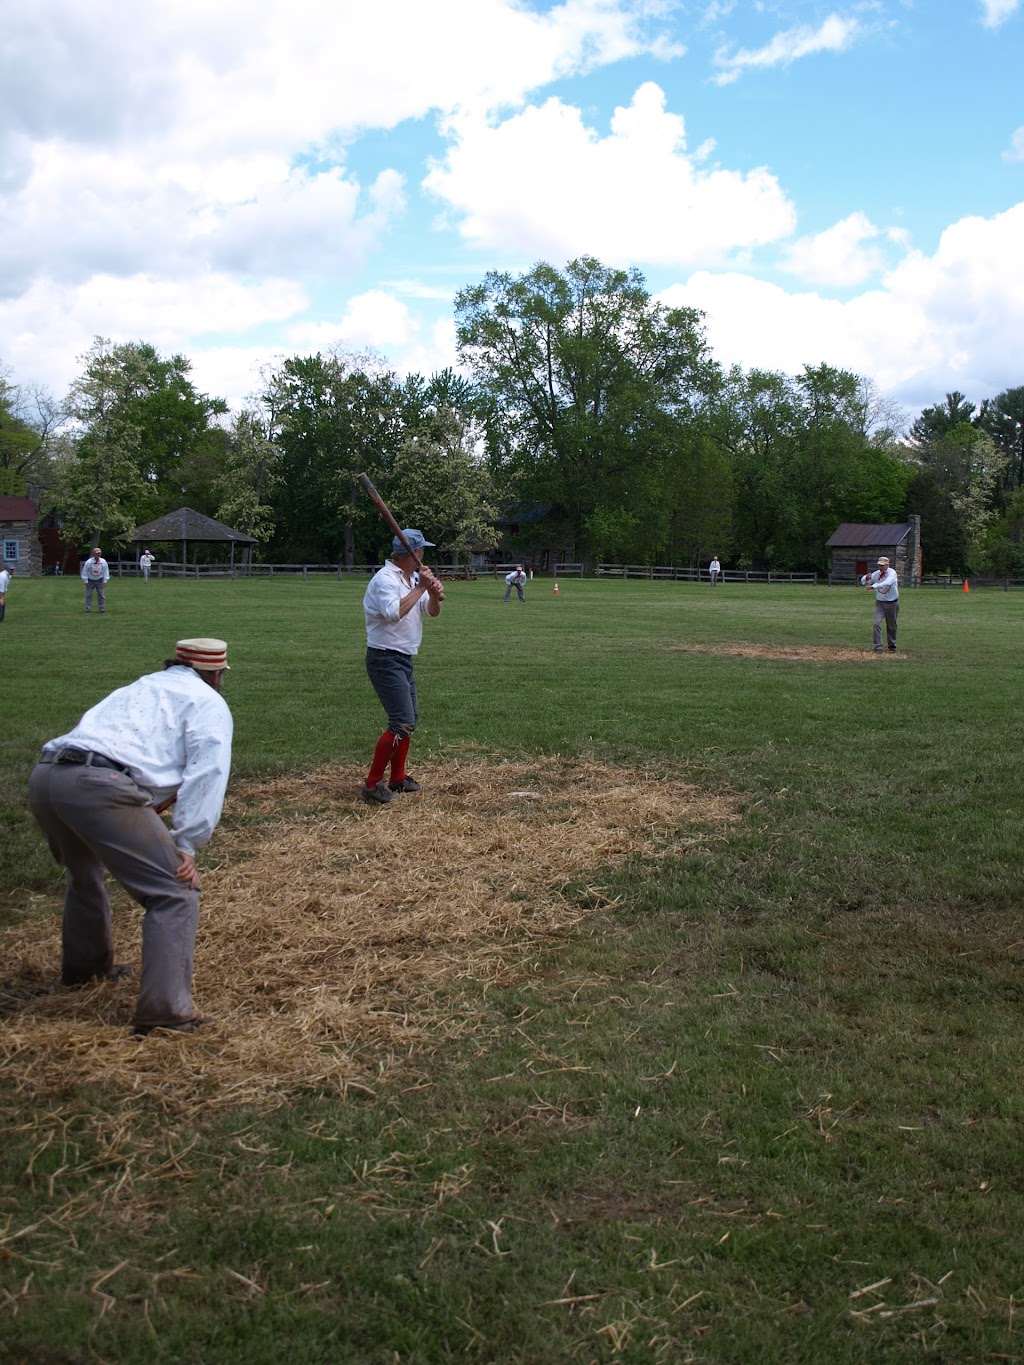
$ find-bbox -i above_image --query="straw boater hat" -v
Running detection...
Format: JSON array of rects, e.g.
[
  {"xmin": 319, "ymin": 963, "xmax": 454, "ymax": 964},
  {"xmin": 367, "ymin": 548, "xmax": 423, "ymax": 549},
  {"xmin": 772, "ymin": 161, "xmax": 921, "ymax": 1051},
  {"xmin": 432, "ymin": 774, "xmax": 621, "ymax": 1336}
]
[{"xmin": 175, "ymin": 638, "xmax": 229, "ymax": 670}]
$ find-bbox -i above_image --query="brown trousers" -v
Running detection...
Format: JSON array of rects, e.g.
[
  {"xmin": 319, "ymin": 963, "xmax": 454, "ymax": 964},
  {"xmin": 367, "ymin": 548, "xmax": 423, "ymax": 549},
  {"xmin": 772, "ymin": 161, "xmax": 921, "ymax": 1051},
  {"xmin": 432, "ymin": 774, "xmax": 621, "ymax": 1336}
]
[{"xmin": 28, "ymin": 761, "xmax": 200, "ymax": 1027}]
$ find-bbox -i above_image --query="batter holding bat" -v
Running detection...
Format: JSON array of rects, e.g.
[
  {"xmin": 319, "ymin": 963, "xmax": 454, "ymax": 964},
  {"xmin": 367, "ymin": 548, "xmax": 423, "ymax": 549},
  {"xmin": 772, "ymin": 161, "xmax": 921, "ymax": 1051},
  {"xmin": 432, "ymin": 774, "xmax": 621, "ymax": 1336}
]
[{"xmin": 360, "ymin": 526, "xmax": 445, "ymax": 805}]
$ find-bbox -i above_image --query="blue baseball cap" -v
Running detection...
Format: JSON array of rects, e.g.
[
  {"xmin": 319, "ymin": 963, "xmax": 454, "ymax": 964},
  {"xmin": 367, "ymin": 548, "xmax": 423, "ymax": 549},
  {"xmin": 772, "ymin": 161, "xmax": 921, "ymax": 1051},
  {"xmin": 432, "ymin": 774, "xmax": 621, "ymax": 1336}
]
[{"xmin": 393, "ymin": 529, "xmax": 434, "ymax": 554}]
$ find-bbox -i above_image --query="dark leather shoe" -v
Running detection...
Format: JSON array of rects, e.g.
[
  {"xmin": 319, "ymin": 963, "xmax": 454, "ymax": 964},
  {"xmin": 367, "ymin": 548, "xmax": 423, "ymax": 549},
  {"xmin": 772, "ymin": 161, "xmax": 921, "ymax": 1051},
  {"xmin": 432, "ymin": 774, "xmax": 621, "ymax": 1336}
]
[{"xmin": 389, "ymin": 776, "xmax": 421, "ymax": 793}]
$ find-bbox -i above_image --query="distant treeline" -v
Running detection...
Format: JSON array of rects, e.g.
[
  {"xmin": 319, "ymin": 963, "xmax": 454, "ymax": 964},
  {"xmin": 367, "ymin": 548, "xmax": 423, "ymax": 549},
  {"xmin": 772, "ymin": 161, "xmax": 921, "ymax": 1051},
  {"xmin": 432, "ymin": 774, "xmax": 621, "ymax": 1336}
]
[{"xmin": 2, "ymin": 257, "xmax": 1022, "ymax": 576}]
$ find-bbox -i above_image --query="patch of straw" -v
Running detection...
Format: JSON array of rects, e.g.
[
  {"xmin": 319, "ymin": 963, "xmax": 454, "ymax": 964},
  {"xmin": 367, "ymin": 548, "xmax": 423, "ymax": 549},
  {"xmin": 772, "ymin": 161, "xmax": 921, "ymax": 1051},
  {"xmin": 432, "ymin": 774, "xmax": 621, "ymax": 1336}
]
[
  {"xmin": 670, "ymin": 642, "xmax": 906, "ymax": 663},
  {"xmin": 1, "ymin": 756, "xmax": 737, "ymax": 1118}
]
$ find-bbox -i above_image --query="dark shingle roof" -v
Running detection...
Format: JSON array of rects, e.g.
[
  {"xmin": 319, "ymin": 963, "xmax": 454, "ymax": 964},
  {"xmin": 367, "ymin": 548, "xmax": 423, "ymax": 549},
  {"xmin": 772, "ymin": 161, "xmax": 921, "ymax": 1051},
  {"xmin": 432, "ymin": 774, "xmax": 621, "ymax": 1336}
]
[
  {"xmin": 825, "ymin": 523, "xmax": 912, "ymax": 549},
  {"xmin": 0, "ymin": 495, "xmax": 38, "ymax": 520},
  {"xmin": 131, "ymin": 507, "xmax": 256, "ymax": 544}
]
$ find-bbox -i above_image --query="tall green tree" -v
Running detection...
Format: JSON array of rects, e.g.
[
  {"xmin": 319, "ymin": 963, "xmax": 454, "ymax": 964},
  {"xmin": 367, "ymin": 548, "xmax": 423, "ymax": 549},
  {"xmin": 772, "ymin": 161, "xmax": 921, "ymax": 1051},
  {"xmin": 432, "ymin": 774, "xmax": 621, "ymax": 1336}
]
[
  {"xmin": 455, "ymin": 257, "xmax": 721, "ymax": 566},
  {"xmin": 663, "ymin": 430, "xmax": 733, "ymax": 568},
  {"xmin": 214, "ymin": 409, "xmax": 280, "ymax": 546},
  {"xmin": 905, "ymin": 402, "xmax": 1009, "ymax": 573},
  {"xmin": 61, "ymin": 338, "xmax": 228, "ymax": 547},
  {"xmin": 719, "ymin": 364, "xmax": 911, "ymax": 571},
  {"xmin": 63, "ymin": 342, "xmax": 150, "ymax": 547},
  {"xmin": 390, "ymin": 407, "xmax": 499, "ymax": 566},
  {"xmin": 982, "ymin": 487, "xmax": 1024, "ymax": 577},
  {"xmin": 976, "ymin": 386, "xmax": 1024, "ymax": 506},
  {"xmin": 0, "ymin": 367, "xmax": 65, "ymax": 497},
  {"xmin": 786, "ymin": 364, "xmax": 871, "ymax": 568},
  {"xmin": 266, "ymin": 352, "xmax": 405, "ymax": 565},
  {"xmin": 909, "ymin": 390, "xmax": 976, "ymax": 447},
  {"xmin": 715, "ymin": 367, "xmax": 800, "ymax": 569}
]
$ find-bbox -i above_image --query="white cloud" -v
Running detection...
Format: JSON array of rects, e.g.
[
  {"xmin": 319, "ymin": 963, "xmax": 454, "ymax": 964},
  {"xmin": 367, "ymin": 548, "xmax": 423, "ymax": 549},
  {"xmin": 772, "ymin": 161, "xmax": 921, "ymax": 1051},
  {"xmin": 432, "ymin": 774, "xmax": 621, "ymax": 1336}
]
[
  {"xmin": 202, "ymin": 169, "xmax": 407, "ymax": 276},
  {"xmin": 392, "ymin": 316, "xmax": 461, "ymax": 385},
  {"xmin": 1, "ymin": 0, "xmax": 1020, "ymax": 426},
  {"xmin": 271, "ymin": 297, "xmax": 459, "ymax": 391},
  {"xmin": 700, "ymin": 2, "xmax": 737, "ymax": 24},
  {"xmin": 779, "ymin": 212, "xmax": 909, "ymax": 287},
  {"xmin": 659, "ymin": 202, "xmax": 1024, "ymax": 410},
  {"xmin": 712, "ymin": 13, "xmax": 861, "ymax": 86},
  {"xmin": 979, "ymin": 0, "xmax": 1021, "ymax": 29},
  {"xmin": 424, "ymin": 82, "xmax": 796, "ymax": 267},
  {"xmin": 0, "ymin": 146, "xmax": 403, "ymax": 293},
  {"xmin": 1, "ymin": 0, "xmax": 677, "ymax": 166},
  {"xmin": 187, "ymin": 345, "xmax": 289, "ymax": 412},
  {"xmin": 288, "ymin": 291, "xmax": 420, "ymax": 353},
  {"xmin": 0, "ymin": 0, "xmax": 677, "ymax": 377},
  {"xmin": 0, "ymin": 272, "xmax": 307, "ymax": 402}
]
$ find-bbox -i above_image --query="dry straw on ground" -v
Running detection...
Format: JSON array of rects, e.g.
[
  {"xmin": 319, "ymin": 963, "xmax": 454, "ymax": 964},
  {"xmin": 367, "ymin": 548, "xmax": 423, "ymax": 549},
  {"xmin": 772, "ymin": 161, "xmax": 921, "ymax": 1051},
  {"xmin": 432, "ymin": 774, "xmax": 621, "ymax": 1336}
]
[
  {"xmin": 671, "ymin": 643, "xmax": 906, "ymax": 663},
  {"xmin": 1, "ymin": 756, "xmax": 738, "ymax": 1119}
]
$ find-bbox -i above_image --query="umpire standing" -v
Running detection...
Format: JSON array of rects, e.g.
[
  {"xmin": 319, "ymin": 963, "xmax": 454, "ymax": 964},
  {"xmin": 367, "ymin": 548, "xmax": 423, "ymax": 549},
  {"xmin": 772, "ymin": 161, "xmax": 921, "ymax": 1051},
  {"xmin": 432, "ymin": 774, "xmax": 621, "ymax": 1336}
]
[
  {"xmin": 28, "ymin": 638, "xmax": 233, "ymax": 1034},
  {"xmin": 81, "ymin": 547, "xmax": 110, "ymax": 613},
  {"xmin": 860, "ymin": 556, "xmax": 900, "ymax": 652}
]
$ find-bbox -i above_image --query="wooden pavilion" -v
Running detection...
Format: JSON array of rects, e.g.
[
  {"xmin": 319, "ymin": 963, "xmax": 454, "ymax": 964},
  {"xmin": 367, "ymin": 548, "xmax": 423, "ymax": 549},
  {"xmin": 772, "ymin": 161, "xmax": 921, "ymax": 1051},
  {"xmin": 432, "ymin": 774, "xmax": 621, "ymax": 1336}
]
[{"xmin": 131, "ymin": 508, "xmax": 257, "ymax": 571}]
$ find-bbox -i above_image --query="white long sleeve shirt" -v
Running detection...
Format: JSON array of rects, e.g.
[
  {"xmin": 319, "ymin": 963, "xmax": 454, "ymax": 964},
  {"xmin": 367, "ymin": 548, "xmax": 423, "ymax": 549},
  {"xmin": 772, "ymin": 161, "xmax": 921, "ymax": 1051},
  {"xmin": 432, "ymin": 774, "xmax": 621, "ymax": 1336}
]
[
  {"xmin": 363, "ymin": 559, "xmax": 432, "ymax": 655},
  {"xmin": 81, "ymin": 557, "xmax": 110, "ymax": 583},
  {"xmin": 41, "ymin": 666, "xmax": 233, "ymax": 854},
  {"xmin": 861, "ymin": 566, "xmax": 899, "ymax": 601}
]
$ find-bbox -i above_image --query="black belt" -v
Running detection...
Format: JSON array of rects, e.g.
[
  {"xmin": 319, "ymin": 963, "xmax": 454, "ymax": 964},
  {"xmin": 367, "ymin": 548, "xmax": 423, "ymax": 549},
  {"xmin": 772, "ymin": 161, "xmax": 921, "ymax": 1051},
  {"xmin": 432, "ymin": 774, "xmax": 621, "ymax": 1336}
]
[{"xmin": 50, "ymin": 747, "xmax": 129, "ymax": 774}]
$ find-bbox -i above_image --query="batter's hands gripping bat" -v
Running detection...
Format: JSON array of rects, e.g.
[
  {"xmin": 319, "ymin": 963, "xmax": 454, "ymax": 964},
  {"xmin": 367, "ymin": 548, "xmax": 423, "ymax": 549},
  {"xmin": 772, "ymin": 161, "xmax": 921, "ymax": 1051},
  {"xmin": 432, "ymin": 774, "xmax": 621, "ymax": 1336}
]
[{"xmin": 356, "ymin": 472, "xmax": 444, "ymax": 599}]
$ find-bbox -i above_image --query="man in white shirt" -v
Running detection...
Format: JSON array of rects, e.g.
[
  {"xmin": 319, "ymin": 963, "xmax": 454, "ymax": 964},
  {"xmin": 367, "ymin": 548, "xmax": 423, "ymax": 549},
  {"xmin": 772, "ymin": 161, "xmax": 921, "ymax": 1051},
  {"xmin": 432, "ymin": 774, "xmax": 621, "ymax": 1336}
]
[
  {"xmin": 504, "ymin": 565, "xmax": 527, "ymax": 603},
  {"xmin": 709, "ymin": 556, "xmax": 721, "ymax": 585},
  {"xmin": 860, "ymin": 556, "xmax": 900, "ymax": 652},
  {"xmin": 28, "ymin": 638, "xmax": 233, "ymax": 1034},
  {"xmin": 81, "ymin": 547, "xmax": 110, "ymax": 613},
  {"xmin": 0, "ymin": 563, "xmax": 10, "ymax": 621},
  {"xmin": 361, "ymin": 530, "xmax": 445, "ymax": 804},
  {"xmin": 139, "ymin": 549, "xmax": 155, "ymax": 582}
]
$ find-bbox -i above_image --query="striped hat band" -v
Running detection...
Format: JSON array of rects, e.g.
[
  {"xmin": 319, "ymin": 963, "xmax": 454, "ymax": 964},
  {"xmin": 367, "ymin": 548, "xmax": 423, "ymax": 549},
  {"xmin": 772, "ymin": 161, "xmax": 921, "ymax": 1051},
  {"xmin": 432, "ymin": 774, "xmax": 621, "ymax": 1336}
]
[{"xmin": 175, "ymin": 637, "xmax": 230, "ymax": 670}]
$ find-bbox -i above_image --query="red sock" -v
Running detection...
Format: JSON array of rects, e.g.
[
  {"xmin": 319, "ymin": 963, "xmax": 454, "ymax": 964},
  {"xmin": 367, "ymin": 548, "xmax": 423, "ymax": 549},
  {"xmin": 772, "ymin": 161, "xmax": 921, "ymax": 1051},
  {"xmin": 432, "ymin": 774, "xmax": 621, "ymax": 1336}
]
[
  {"xmin": 367, "ymin": 732, "xmax": 397, "ymax": 786},
  {"xmin": 390, "ymin": 736, "xmax": 411, "ymax": 783}
]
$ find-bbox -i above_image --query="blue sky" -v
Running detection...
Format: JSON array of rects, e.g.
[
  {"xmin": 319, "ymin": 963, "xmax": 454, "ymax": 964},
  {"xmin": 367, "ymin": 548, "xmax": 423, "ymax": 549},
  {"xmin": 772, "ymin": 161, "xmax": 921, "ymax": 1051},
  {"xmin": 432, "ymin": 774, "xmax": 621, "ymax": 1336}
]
[{"xmin": 2, "ymin": 0, "xmax": 1022, "ymax": 427}]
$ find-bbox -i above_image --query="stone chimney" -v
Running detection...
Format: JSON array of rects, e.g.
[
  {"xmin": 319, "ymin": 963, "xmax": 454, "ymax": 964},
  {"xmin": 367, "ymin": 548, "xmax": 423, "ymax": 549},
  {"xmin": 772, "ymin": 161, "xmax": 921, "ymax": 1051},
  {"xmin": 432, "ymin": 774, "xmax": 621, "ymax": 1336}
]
[{"xmin": 908, "ymin": 514, "xmax": 922, "ymax": 586}]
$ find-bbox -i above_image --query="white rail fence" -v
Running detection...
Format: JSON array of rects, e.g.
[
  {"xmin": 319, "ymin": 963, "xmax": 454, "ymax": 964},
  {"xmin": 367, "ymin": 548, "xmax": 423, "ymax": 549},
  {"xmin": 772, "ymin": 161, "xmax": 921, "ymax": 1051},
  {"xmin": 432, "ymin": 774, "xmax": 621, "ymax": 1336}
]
[{"xmin": 87, "ymin": 561, "xmax": 1024, "ymax": 589}]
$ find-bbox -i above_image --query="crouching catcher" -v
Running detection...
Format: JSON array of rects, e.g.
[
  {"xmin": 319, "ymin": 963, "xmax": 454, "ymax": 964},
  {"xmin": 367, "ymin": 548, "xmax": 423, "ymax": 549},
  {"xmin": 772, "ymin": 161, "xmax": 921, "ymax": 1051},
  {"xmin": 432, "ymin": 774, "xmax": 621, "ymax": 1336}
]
[{"xmin": 28, "ymin": 638, "xmax": 233, "ymax": 1034}]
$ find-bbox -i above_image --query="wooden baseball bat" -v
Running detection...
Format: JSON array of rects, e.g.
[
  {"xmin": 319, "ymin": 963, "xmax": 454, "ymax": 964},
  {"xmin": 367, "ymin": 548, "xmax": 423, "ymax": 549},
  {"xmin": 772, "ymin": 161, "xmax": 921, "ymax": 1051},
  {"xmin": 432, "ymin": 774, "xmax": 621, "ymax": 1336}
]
[
  {"xmin": 356, "ymin": 473, "xmax": 444, "ymax": 600},
  {"xmin": 356, "ymin": 472, "xmax": 424, "ymax": 569}
]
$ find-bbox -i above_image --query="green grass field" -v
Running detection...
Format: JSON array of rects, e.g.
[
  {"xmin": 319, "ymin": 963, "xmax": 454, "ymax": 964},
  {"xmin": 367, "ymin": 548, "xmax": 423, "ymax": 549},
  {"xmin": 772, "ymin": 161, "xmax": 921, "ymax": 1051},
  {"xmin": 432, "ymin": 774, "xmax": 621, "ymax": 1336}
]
[{"xmin": 1, "ymin": 574, "xmax": 1022, "ymax": 1363}]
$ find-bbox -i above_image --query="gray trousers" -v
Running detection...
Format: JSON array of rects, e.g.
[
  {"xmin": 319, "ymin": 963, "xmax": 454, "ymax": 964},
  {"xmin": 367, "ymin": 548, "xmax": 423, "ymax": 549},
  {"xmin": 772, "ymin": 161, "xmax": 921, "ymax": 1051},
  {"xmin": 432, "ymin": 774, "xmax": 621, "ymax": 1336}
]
[
  {"xmin": 873, "ymin": 599, "xmax": 899, "ymax": 650},
  {"xmin": 84, "ymin": 580, "xmax": 105, "ymax": 611},
  {"xmin": 366, "ymin": 647, "xmax": 418, "ymax": 736},
  {"xmin": 28, "ymin": 761, "xmax": 200, "ymax": 1027}
]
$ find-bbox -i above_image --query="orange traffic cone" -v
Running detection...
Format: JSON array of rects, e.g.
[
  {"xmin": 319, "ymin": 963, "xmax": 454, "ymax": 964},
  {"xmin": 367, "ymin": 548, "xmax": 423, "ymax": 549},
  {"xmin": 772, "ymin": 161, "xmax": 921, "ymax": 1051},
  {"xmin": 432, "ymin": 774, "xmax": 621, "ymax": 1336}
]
[
  {"xmin": 963, "ymin": 578, "xmax": 970, "ymax": 593},
  {"xmin": 553, "ymin": 581, "xmax": 559, "ymax": 595}
]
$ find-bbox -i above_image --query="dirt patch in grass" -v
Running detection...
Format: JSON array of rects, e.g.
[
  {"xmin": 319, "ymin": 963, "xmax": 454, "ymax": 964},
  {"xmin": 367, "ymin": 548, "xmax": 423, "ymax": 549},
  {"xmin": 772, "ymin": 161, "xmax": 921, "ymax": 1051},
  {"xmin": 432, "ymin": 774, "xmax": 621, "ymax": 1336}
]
[
  {"xmin": 0, "ymin": 756, "xmax": 739, "ymax": 1119},
  {"xmin": 670, "ymin": 643, "xmax": 906, "ymax": 663}
]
